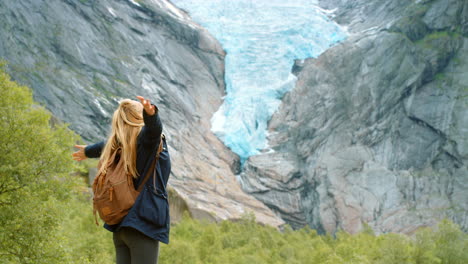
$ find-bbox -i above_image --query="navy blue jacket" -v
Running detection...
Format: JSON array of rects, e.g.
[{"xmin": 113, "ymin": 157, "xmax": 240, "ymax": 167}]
[{"xmin": 85, "ymin": 107, "xmax": 171, "ymax": 244}]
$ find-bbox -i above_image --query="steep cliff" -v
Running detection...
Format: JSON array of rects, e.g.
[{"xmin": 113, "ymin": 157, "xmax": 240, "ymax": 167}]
[
  {"xmin": 242, "ymin": 0, "xmax": 468, "ymax": 233},
  {"xmin": 0, "ymin": 0, "xmax": 283, "ymax": 227}
]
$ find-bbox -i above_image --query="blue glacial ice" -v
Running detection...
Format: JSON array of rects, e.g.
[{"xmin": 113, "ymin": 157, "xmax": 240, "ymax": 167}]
[{"xmin": 171, "ymin": 0, "xmax": 347, "ymax": 162}]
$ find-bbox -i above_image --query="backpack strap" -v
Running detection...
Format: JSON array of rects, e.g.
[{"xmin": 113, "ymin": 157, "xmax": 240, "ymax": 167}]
[
  {"xmin": 137, "ymin": 158, "xmax": 156, "ymax": 192},
  {"xmin": 137, "ymin": 135, "xmax": 164, "ymax": 192},
  {"xmin": 153, "ymin": 135, "xmax": 167, "ymax": 198},
  {"xmin": 153, "ymin": 164, "xmax": 167, "ymax": 198}
]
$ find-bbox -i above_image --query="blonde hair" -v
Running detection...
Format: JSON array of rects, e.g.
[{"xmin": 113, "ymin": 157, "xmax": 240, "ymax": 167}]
[{"xmin": 98, "ymin": 99, "xmax": 144, "ymax": 178}]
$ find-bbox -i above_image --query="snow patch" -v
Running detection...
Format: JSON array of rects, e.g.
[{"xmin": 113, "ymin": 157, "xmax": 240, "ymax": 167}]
[
  {"xmin": 107, "ymin": 7, "xmax": 117, "ymax": 17},
  {"xmin": 128, "ymin": 0, "xmax": 141, "ymax": 7}
]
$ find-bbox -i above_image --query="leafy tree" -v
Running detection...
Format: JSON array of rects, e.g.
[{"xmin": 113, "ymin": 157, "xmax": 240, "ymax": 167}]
[
  {"xmin": 0, "ymin": 63, "xmax": 114, "ymax": 263},
  {"xmin": 159, "ymin": 212, "xmax": 468, "ymax": 264}
]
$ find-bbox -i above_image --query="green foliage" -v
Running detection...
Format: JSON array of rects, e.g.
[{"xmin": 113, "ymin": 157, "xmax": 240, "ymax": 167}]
[
  {"xmin": 430, "ymin": 220, "xmax": 468, "ymax": 264},
  {"xmin": 0, "ymin": 63, "xmax": 72, "ymax": 262},
  {"xmin": 415, "ymin": 30, "xmax": 461, "ymax": 49},
  {"xmin": 0, "ymin": 64, "xmax": 112, "ymax": 263},
  {"xmin": 58, "ymin": 190, "xmax": 114, "ymax": 263},
  {"xmin": 423, "ymin": 31, "xmax": 451, "ymax": 41},
  {"xmin": 159, "ymin": 214, "xmax": 468, "ymax": 264}
]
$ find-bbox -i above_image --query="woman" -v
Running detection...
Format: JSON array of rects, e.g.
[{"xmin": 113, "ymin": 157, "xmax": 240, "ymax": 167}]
[{"xmin": 72, "ymin": 96, "xmax": 171, "ymax": 264}]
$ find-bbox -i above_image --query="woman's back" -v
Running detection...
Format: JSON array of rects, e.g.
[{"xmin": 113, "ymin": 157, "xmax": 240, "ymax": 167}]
[{"xmin": 73, "ymin": 96, "xmax": 170, "ymax": 264}]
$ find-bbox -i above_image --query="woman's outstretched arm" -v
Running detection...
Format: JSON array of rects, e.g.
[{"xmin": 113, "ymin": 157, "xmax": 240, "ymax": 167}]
[
  {"xmin": 72, "ymin": 141, "xmax": 105, "ymax": 161},
  {"xmin": 72, "ymin": 145, "xmax": 88, "ymax": 161}
]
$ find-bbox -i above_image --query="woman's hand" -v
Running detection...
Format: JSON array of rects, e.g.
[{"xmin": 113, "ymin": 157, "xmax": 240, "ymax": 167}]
[
  {"xmin": 72, "ymin": 145, "xmax": 88, "ymax": 161},
  {"xmin": 136, "ymin": 96, "xmax": 156, "ymax": 116}
]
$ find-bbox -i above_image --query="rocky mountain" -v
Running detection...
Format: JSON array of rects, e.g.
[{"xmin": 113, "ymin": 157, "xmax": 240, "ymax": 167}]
[
  {"xmin": 2, "ymin": 0, "xmax": 466, "ymax": 235},
  {"xmin": 0, "ymin": 0, "xmax": 283, "ymax": 227},
  {"xmin": 241, "ymin": 0, "xmax": 468, "ymax": 234}
]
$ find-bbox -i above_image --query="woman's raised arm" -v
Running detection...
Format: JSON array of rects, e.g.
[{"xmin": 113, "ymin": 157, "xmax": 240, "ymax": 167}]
[{"xmin": 136, "ymin": 96, "xmax": 162, "ymax": 143}]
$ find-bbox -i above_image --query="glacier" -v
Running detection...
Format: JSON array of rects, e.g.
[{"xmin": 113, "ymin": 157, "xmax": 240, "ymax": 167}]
[{"xmin": 171, "ymin": 0, "xmax": 347, "ymax": 162}]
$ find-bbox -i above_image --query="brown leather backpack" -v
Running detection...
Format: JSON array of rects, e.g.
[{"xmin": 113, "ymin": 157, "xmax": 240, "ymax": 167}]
[{"xmin": 92, "ymin": 136, "xmax": 163, "ymax": 225}]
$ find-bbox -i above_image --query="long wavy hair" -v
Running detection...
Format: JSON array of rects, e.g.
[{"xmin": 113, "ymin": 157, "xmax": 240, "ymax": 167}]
[{"xmin": 98, "ymin": 99, "xmax": 144, "ymax": 178}]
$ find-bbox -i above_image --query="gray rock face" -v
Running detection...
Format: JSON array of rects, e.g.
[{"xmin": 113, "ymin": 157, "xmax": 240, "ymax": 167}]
[
  {"xmin": 423, "ymin": 0, "xmax": 468, "ymax": 36},
  {"xmin": 0, "ymin": 0, "xmax": 283, "ymax": 227},
  {"xmin": 241, "ymin": 0, "xmax": 468, "ymax": 233}
]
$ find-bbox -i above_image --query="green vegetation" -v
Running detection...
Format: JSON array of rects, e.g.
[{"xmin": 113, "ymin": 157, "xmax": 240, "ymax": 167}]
[
  {"xmin": 1, "ymin": 64, "xmax": 467, "ymax": 264},
  {"xmin": 415, "ymin": 30, "xmax": 461, "ymax": 49},
  {"xmin": 433, "ymin": 72, "xmax": 452, "ymax": 91},
  {"xmin": 0, "ymin": 63, "xmax": 113, "ymax": 263},
  {"xmin": 159, "ymin": 214, "xmax": 468, "ymax": 264},
  {"xmin": 434, "ymin": 73, "xmax": 445, "ymax": 81},
  {"xmin": 422, "ymin": 31, "xmax": 451, "ymax": 41}
]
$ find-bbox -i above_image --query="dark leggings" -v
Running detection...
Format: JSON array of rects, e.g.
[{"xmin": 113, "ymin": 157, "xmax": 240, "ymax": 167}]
[{"xmin": 113, "ymin": 227, "xmax": 160, "ymax": 264}]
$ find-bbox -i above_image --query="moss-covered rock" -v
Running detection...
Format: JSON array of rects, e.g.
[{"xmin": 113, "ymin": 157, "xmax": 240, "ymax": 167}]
[{"xmin": 416, "ymin": 31, "xmax": 463, "ymax": 83}]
